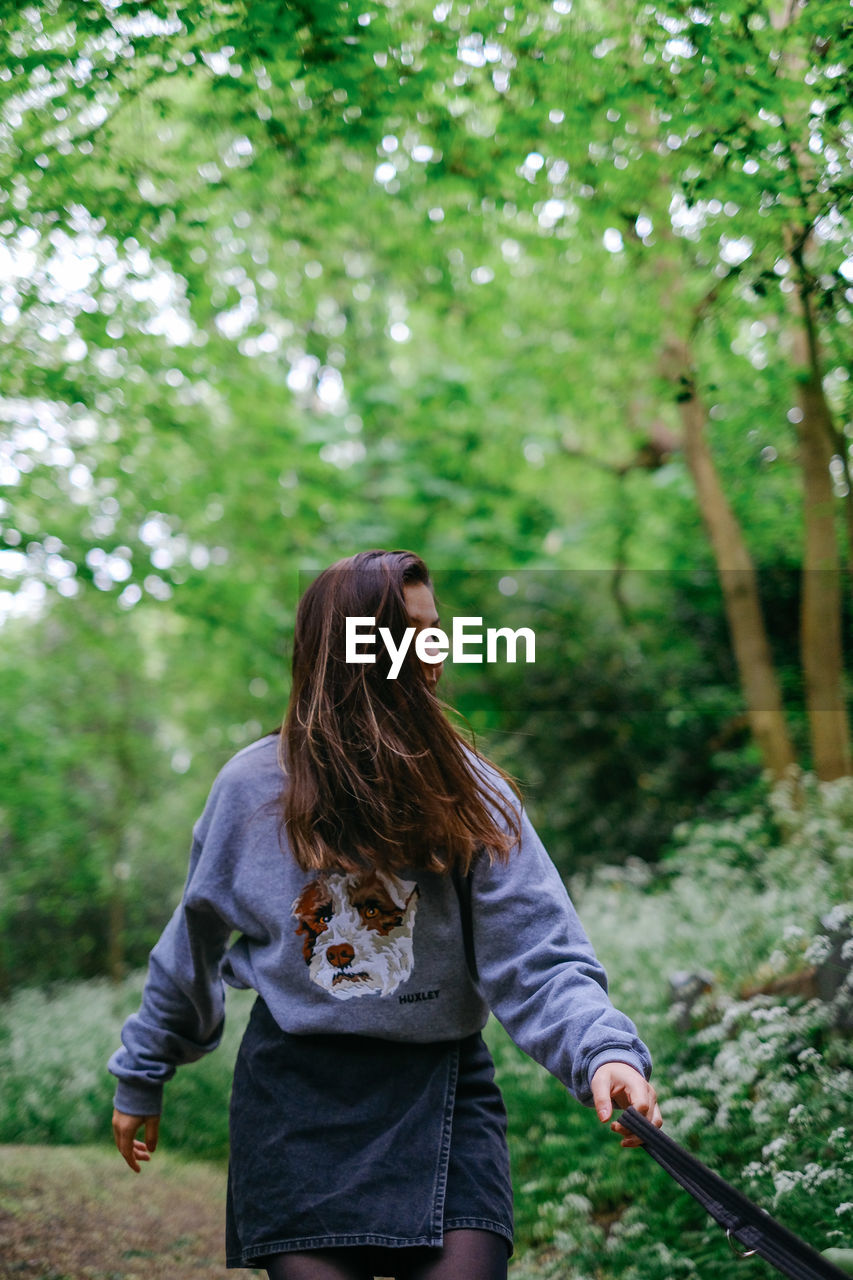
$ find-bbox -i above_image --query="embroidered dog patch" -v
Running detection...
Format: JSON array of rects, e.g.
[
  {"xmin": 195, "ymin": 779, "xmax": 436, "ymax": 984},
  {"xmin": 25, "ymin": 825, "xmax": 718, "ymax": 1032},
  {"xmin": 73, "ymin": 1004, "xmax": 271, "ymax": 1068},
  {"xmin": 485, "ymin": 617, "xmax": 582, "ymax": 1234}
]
[{"xmin": 291, "ymin": 870, "xmax": 419, "ymax": 1000}]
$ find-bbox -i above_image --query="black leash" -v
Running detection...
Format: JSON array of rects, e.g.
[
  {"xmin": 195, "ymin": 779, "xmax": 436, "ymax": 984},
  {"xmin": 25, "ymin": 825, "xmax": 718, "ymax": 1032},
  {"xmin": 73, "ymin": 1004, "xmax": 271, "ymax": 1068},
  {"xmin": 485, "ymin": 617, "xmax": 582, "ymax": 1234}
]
[{"xmin": 617, "ymin": 1107, "xmax": 848, "ymax": 1280}]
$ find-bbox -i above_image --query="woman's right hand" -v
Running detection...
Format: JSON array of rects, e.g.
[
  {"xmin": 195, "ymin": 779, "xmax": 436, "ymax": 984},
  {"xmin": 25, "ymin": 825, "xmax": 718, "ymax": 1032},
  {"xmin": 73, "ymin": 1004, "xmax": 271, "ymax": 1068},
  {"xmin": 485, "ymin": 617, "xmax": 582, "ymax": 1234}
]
[{"xmin": 112, "ymin": 1108, "xmax": 160, "ymax": 1173}]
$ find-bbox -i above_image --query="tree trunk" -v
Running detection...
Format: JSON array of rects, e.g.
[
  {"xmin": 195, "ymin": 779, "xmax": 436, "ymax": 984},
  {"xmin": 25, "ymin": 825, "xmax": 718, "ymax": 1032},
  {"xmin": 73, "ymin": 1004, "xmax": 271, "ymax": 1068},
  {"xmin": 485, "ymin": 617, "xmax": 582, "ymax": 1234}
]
[
  {"xmin": 108, "ymin": 878, "xmax": 126, "ymax": 983},
  {"xmin": 636, "ymin": 76, "xmax": 797, "ymax": 780},
  {"xmin": 769, "ymin": 2, "xmax": 851, "ymax": 776},
  {"xmin": 787, "ymin": 249, "xmax": 851, "ymax": 778},
  {"xmin": 662, "ymin": 337, "xmax": 797, "ymax": 780}
]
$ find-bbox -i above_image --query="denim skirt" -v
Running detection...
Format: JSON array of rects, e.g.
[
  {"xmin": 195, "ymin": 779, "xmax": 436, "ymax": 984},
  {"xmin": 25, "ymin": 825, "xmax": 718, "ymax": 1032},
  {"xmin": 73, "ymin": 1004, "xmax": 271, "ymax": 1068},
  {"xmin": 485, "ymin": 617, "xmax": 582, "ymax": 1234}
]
[{"xmin": 225, "ymin": 997, "xmax": 513, "ymax": 1267}]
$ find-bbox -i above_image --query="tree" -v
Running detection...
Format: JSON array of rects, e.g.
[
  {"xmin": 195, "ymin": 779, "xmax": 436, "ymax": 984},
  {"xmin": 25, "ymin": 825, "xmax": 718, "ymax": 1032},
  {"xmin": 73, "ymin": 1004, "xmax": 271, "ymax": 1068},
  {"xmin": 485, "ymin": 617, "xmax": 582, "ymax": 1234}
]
[{"xmin": 0, "ymin": 0, "xmax": 850, "ymax": 998}]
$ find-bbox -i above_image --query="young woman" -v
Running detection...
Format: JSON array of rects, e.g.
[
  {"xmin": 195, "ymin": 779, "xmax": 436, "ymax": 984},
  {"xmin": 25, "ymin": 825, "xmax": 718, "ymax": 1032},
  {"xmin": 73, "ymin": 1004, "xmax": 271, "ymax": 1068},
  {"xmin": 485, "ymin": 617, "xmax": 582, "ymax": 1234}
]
[{"xmin": 110, "ymin": 549, "xmax": 661, "ymax": 1280}]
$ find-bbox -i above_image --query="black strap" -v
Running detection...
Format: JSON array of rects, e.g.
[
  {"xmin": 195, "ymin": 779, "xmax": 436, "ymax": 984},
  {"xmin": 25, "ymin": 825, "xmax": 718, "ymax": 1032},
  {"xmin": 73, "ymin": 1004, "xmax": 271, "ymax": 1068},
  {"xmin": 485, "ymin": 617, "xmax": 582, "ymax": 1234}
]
[
  {"xmin": 617, "ymin": 1107, "xmax": 847, "ymax": 1280},
  {"xmin": 451, "ymin": 867, "xmax": 478, "ymax": 980}
]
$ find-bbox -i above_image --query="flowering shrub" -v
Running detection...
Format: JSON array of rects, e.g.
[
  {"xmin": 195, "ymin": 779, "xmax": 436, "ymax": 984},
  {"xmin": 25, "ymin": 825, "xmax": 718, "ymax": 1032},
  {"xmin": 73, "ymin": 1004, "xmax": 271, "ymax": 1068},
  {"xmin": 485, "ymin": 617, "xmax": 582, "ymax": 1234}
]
[
  {"xmin": 0, "ymin": 976, "xmax": 255, "ymax": 1157},
  {"xmin": 498, "ymin": 770, "xmax": 853, "ymax": 1275},
  {"xmin": 0, "ymin": 771, "xmax": 850, "ymax": 1276}
]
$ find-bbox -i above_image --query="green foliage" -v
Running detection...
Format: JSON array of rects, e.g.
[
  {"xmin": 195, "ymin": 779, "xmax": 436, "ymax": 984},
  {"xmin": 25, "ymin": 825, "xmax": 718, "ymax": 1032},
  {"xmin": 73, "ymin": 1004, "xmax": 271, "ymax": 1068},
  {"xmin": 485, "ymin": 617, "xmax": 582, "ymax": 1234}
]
[
  {"xmin": 0, "ymin": 12, "xmax": 850, "ymax": 1268},
  {"xmin": 576, "ymin": 770, "xmax": 853, "ymax": 1010},
  {"xmin": 444, "ymin": 566, "xmax": 770, "ymax": 872},
  {"xmin": 0, "ymin": 601, "xmax": 166, "ymax": 987},
  {"xmin": 0, "ymin": 0, "xmax": 850, "ymax": 979},
  {"xmin": 496, "ymin": 771, "xmax": 853, "ymax": 1275},
  {"xmin": 0, "ymin": 974, "xmax": 255, "ymax": 1158},
  {"xmin": 1, "ymin": 776, "xmax": 850, "ymax": 1275},
  {"xmin": 0, "ymin": 593, "xmax": 281, "ymax": 989},
  {"xmin": 1, "ymin": 0, "xmax": 849, "ymax": 597}
]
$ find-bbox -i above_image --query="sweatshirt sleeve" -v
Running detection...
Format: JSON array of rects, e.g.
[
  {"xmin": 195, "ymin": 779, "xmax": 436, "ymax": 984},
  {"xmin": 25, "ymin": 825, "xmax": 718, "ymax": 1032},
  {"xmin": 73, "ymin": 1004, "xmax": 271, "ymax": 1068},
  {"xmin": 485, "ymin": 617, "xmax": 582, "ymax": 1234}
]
[
  {"xmin": 108, "ymin": 810, "xmax": 235, "ymax": 1116},
  {"xmin": 469, "ymin": 793, "xmax": 651, "ymax": 1106}
]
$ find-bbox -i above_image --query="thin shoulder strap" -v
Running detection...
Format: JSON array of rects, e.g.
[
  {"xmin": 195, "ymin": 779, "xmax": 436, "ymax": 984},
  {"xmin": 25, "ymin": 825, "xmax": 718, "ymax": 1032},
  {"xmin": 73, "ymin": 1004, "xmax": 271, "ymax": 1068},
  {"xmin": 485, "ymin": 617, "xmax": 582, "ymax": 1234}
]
[{"xmin": 452, "ymin": 865, "xmax": 478, "ymax": 981}]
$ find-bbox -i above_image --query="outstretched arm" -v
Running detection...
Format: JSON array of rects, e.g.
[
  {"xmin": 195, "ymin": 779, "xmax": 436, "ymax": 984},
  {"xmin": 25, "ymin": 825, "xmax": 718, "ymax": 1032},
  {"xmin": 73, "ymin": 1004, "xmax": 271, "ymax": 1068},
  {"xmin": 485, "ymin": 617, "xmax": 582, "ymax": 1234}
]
[
  {"xmin": 467, "ymin": 773, "xmax": 657, "ymax": 1112},
  {"xmin": 107, "ymin": 891, "xmax": 232, "ymax": 1120},
  {"xmin": 107, "ymin": 740, "xmax": 279, "ymax": 1167}
]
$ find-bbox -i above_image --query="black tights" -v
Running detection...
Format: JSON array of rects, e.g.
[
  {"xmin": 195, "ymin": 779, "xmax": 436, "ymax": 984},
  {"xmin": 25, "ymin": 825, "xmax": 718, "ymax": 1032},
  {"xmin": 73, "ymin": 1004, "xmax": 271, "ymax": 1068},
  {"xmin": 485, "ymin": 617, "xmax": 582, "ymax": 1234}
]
[{"xmin": 263, "ymin": 1228, "xmax": 508, "ymax": 1280}]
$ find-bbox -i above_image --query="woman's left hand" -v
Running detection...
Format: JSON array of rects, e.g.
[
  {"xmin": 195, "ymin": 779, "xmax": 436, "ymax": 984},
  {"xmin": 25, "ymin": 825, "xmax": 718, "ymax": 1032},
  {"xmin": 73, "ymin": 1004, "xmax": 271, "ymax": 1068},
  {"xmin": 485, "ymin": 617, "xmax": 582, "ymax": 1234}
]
[{"xmin": 590, "ymin": 1062, "xmax": 662, "ymax": 1147}]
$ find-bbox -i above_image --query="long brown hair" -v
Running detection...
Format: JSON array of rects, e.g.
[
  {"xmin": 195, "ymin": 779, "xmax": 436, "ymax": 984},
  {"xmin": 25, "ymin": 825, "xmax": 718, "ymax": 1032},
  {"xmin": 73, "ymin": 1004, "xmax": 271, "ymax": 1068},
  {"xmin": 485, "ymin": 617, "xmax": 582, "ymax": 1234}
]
[{"xmin": 281, "ymin": 549, "xmax": 521, "ymax": 875}]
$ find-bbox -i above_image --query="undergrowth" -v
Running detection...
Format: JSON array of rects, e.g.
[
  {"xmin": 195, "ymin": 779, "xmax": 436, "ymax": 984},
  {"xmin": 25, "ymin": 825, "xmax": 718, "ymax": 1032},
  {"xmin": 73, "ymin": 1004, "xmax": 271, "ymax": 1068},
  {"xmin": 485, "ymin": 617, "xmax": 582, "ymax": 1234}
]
[
  {"xmin": 497, "ymin": 769, "xmax": 853, "ymax": 1277},
  {"xmin": 0, "ymin": 770, "xmax": 851, "ymax": 1277}
]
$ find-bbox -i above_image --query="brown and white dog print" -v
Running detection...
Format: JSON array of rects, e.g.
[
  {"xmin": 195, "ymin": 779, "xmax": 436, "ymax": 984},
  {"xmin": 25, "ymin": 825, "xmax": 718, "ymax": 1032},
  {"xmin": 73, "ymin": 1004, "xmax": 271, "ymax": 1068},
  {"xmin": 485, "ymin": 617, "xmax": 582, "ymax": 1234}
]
[{"xmin": 291, "ymin": 870, "xmax": 419, "ymax": 1000}]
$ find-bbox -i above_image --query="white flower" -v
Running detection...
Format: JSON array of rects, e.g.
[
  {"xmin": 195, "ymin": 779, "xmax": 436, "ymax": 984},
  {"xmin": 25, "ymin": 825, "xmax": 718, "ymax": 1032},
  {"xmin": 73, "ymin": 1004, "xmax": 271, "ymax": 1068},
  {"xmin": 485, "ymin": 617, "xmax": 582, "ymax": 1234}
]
[
  {"xmin": 805, "ymin": 935, "xmax": 832, "ymax": 964},
  {"xmin": 762, "ymin": 1136, "xmax": 789, "ymax": 1160}
]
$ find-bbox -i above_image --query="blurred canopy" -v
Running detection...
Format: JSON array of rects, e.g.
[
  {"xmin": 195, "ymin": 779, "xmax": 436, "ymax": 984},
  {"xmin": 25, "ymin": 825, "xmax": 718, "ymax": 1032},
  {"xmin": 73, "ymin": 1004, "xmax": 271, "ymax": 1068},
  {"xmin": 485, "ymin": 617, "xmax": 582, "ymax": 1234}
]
[{"xmin": 0, "ymin": 0, "xmax": 851, "ymax": 985}]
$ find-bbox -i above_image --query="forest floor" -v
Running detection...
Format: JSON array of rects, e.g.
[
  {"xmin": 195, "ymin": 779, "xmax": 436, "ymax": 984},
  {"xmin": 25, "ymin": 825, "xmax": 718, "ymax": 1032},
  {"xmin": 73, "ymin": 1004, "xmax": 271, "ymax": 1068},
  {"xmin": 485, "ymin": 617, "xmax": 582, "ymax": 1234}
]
[
  {"xmin": 0, "ymin": 1144, "xmax": 246, "ymax": 1280},
  {"xmin": 0, "ymin": 1144, "xmax": 563, "ymax": 1279},
  {"xmin": 2, "ymin": 1146, "xmax": 556, "ymax": 1280}
]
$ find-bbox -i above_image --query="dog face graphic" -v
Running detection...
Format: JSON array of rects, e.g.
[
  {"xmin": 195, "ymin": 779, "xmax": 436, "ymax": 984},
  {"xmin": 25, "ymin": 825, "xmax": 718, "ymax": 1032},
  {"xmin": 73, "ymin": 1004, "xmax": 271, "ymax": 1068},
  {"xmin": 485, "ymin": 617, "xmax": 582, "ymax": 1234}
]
[{"xmin": 291, "ymin": 870, "xmax": 419, "ymax": 1000}]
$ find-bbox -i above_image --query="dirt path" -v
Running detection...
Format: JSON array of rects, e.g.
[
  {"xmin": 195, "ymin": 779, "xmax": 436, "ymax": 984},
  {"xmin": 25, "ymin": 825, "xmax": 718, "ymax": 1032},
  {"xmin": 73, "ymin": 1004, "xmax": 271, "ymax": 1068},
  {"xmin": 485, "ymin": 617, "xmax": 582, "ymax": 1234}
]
[
  {"xmin": 0, "ymin": 1145, "xmax": 553, "ymax": 1279},
  {"xmin": 0, "ymin": 1144, "xmax": 251, "ymax": 1279}
]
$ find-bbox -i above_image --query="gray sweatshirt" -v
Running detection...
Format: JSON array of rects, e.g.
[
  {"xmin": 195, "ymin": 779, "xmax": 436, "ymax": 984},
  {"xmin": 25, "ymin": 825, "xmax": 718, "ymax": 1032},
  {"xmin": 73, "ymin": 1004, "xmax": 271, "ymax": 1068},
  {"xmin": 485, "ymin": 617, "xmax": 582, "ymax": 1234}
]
[{"xmin": 108, "ymin": 735, "xmax": 651, "ymax": 1115}]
